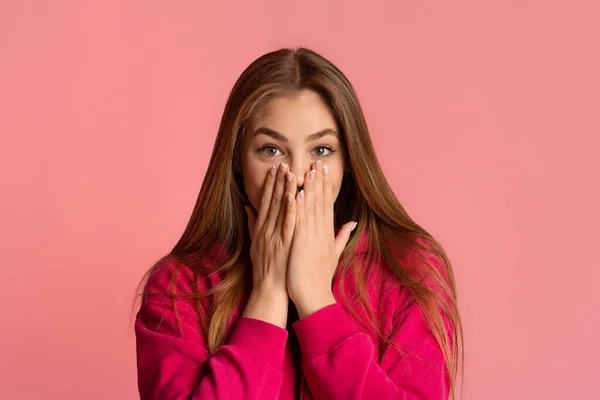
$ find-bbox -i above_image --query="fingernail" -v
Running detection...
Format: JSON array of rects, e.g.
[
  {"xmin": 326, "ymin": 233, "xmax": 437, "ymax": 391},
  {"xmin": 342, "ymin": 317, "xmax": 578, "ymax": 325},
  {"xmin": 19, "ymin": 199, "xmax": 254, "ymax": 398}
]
[
  {"xmin": 351, "ymin": 221, "xmax": 358, "ymax": 231},
  {"xmin": 286, "ymin": 171, "xmax": 293, "ymax": 182},
  {"xmin": 299, "ymin": 189, "xmax": 304, "ymax": 200},
  {"xmin": 279, "ymin": 162, "xmax": 286, "ymax": 173},
  {"xmin": 323, "ymin": 165, "xmax": 330, "ymax": 176},
  {"xmin": 309, "ymin": 170, "xmax": 316, "ymax": 181},
  {"xmin": 316, "ymin": 160, "xmax": 323, "ymax": 171},
  {"xmin": 269, "ymin": 166, "xmax": 277, "ymax": 176}
]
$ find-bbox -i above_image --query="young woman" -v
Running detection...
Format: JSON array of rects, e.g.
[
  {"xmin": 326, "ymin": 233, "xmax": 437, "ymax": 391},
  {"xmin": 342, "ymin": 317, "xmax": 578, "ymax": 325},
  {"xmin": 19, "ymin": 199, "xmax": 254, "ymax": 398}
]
[{"xmin": 134, "ymin": 47, "xmax": 463, "ymax": 399}]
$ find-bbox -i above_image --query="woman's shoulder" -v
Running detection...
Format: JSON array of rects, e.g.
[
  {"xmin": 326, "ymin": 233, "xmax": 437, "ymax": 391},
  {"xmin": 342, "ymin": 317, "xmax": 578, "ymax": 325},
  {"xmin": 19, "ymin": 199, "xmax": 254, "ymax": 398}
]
[
  {"xmin": 145, "ymin": 255, "xmax": 221, "ymax": 291},
  {"xmin": 140, "ymin": 245, "xmax": 228, "ymax": 317},
  {"xmin": 378, "ymin": 234, "xmax": 449, "ymax": 287},
  {"xmin": 376, "ymin": 235, "xmax": 456, "ymax": 337},
  {"xmin": 355, "ymin": 232, "xmax": 450, "ymax": 314}
]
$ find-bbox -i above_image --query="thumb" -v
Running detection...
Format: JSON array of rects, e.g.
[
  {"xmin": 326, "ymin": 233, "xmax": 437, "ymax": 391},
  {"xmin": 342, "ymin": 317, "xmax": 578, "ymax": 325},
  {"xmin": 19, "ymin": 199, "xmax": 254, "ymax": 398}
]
[
  {"xmin": 335, "ymin": 221, "xmax": 358, "ymax": 258},
  {"xmin": 245, "ymin": 206, "xmax": 257, "ymax": 240}
]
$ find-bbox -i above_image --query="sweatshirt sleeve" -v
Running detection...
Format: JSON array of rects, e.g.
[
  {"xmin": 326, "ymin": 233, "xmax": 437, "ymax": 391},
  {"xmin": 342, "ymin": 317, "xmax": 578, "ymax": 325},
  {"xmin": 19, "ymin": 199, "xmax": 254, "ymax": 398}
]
[
  {"xmin": 292, "ymin": 302, "xmax": 450, "ymax": 400},
  {"xmin": 134, "ymin": 262, "xmax": 289, "ymax": 399}
]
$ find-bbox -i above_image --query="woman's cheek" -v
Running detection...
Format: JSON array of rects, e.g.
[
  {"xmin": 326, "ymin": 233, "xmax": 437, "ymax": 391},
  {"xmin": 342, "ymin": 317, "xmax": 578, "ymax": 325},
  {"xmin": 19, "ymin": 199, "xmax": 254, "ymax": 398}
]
[
  {"xmin": 241, "ymin": 174, "xmax": 260, "ymax": 211},
  {"xmin": 251, "ymin": 177, "xmax": 266, "ymax": 210},
  {"xmin": 332, "ymin": 167, "xmax": 344, "ymax": 201}
]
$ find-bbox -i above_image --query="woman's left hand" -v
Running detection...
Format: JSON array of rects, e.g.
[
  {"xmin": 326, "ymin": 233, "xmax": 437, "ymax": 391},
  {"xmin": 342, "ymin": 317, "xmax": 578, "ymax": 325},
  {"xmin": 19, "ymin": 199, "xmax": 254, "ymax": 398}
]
[{"xmin": 287, "ymin": 160, "xmax": 358, "ymax": 319}]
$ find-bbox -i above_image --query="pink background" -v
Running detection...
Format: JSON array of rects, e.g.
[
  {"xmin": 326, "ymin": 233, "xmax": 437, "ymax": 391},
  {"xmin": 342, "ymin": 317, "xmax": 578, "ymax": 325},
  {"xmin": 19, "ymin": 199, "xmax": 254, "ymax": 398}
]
[{"xmin": 1, "ymin": 1, "xmax": 598, "ymax": 399}]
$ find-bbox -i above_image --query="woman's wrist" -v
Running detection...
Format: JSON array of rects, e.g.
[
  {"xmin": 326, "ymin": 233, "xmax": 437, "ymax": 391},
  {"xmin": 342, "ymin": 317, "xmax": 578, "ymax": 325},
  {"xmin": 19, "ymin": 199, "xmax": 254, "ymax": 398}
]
[
  {"xmin": 243, "ymin": 287, "xmax": 289, "ymax": 329},
  {"xmin": 295, "ymin": 292, "xmax": 337, "ymax": 319}
]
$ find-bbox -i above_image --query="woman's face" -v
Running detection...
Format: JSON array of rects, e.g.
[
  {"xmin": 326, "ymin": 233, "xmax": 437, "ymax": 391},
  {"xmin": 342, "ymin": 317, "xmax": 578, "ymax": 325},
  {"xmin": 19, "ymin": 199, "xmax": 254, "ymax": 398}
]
[{"xmin": 240, "ymin": 89, "xmax": 347, "ymax": 213}]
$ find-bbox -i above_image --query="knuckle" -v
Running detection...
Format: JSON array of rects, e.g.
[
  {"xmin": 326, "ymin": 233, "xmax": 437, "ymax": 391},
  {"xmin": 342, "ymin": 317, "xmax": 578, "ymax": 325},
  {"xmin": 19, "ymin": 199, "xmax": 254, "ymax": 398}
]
[
  {"xmin": 269, "ymin": 234, "xmax": 279, "ymax": 245},
  {"xmin": 256, "ymin": 226, "xmax": 267, "ymax": 239}
]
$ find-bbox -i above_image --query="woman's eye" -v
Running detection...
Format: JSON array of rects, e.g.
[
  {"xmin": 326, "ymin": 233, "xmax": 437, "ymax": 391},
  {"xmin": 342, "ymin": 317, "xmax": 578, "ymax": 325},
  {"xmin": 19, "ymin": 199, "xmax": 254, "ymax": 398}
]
[
  {"xmin": 313, "ymin": 146, "xmax": 334, "ymax": 157},
  {"xmin": 259, "ymin": 145, "xmax": 335, "ymax": 157},
  {"xmin": 259, "ymin": 146, "xmax": 282, "ymax": 157}
]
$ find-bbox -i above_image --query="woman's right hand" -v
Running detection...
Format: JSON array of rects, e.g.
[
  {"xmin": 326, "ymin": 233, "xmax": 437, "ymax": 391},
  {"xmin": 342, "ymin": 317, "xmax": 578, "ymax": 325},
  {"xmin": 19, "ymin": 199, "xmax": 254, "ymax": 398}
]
[{"xmin": 243, "ymin": 162, "xmax": 297, "ymax": 328}]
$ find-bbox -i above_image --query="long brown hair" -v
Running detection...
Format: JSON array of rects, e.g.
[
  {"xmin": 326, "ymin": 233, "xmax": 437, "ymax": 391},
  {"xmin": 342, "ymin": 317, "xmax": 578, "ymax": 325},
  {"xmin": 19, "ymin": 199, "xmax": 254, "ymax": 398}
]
[{"xmin": 135, "ymin": 47, "xmax": 463, "ymax": 397}]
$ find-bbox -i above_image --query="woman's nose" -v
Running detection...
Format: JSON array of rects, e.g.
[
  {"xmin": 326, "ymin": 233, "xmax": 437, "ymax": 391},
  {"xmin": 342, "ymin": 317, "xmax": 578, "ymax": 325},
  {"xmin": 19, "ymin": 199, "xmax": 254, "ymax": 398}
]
[
  {"xmin": 290, "ymin": 162, "xmax": 313, "ymax": 189},
  {"xmin": 291, "ymin": 166, "xmax": 305, "ymax": 188}
]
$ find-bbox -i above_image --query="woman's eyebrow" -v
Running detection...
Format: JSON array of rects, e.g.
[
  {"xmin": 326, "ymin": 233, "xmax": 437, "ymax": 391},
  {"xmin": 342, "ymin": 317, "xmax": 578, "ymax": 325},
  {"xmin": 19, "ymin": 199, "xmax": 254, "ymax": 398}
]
[{"xmin": 252, "ymin": 127, "xmax": 338, "ymax": 143}]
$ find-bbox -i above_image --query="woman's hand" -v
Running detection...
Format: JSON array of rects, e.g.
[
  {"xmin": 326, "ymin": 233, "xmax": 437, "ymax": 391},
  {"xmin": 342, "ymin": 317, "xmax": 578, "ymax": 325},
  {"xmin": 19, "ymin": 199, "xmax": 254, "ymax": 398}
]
[
  {"xmin": 243, "ymin": 162, "xmax": 297, "ymax": 328},
  {"xmin": 287, "ymin": 160, "xmax": 357, "ymax": 318}
]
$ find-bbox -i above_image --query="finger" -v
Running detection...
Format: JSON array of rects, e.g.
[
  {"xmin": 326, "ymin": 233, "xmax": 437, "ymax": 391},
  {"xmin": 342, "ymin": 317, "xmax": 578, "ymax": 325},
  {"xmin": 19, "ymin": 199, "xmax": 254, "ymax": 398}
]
[
  {"xmin": 335, "ymin": 221, "xmax": 358, "ymax": 258},
  {"xmin": 256, "ymin": 165, "xmax": 277, "ymax": 232},
  {"xmin": 275, "ymin": 171, "xmax": 297, "ymax": 232},
  {"xmin": 323, "ymin": 164, "xmax": 334, "ymax": 234},
  {"xmin": 245, "ymin": 206, "xmax": 257, "ymax": 240},
  {"xmin": 282, "ymin": 190, "xmax": 296, "ymax": 244},
  {"xmin": 295, "ymin": 189, "xmax": 306, "ymax": 242},
  {"xmin": 304, "ymin": 166, "xmax": 317, "ymax": 233},
  {"xmin": 265, "ymin": 162, "xmax": 288, "ymax": 234},
  {"xmin": 275, "ymin": 170, "xmax": 295, "ymax": 235},
  {"xmin": 314, "ymin": 160, "xmax": 324, "ymax": 219}
]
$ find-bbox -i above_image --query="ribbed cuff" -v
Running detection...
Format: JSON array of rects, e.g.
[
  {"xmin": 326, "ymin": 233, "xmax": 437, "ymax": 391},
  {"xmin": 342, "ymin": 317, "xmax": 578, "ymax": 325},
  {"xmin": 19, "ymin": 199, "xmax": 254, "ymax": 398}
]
[
  {"xmin": 292, "ymin": 303, "xmax": 359, "ymax": 361},
  {"xmin": 228, "ymin": 316, "xmax": 289, "ymax": 371}
]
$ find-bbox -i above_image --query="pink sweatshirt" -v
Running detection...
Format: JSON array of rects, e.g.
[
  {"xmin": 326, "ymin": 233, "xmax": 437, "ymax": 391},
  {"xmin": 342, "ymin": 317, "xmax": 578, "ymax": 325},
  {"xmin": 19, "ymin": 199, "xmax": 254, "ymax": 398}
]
[{"xmin": 135, "ymin": 230, "xmax": 451, "ymax": 399}]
